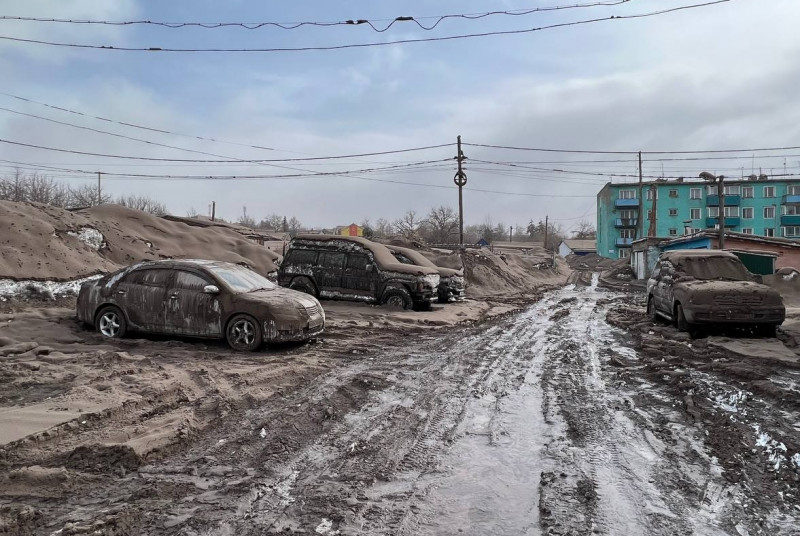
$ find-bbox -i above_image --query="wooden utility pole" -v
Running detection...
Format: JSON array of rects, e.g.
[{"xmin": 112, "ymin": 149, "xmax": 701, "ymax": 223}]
[
  {"xmin": 211, "ymin": 201, "xmax": 216, "ymax": 221},
  {"xmin": 454, "ymin": 135, "xmax": 467, "ymax": 247},
  {"xmin": 509, "ymin": 225, "xmax": 513, "ymax": 242},
  {"xmin": 718, "ymin": 176, "xmax": 726, "ymax": 249},
  {"xmin": 97, "ymin": 172, "xmax": 102, "ymax": 206},
  {"xmin": 637, "ymin": 151, "xmax": 643, "ymax": 240},
  {"xmin": 648, "ymin": 184, "xmax": 657, "ymax": 237}
]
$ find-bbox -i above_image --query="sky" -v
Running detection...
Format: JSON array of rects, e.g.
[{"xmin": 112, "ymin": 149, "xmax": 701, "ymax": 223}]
[{"xmin": 1, "ymin": 0, "xmax": 799, "ymax": 235}]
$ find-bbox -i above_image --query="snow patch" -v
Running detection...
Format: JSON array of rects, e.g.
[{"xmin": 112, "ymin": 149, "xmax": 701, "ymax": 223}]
[
  {"xmin": 712, "ymin": 390, "xmax": 749, "ymax": 414},
  {"xmin": 67, "ymin": 227, "xmax": 106, "ymax": 250},
  {"xmin": 315, "ymin": 518, "xmax": 340, "ymax": 535},
  {"xmin": 0, "ymin": 275, "xmax": 102, "ymax": 301},
  {"xmin": 792, "ymin": 453, "xmax": 800, "ymax": 470},
  {"xmin": 753, "ymin": 425, "xmax": 788, "ymax": 471},
  {"xmin": 274, "ymin": 470, "xmax": 298, "ymax": 507}
]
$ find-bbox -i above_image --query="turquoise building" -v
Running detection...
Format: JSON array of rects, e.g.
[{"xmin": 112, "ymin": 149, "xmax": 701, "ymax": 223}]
[{"xmin": 596, "ymin": 178, "xmax": 800, "ymax": 259}]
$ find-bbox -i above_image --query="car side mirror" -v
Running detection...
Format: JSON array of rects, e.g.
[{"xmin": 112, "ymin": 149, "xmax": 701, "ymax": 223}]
[{"xmin": 203, "ymin": 285, "xmax": 220, "ymax": 294}]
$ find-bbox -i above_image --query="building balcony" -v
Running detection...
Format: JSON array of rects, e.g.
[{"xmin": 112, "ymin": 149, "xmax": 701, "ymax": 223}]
[
  {"xmin": 783, "ymin": 194, "xmax": 800, "ymax": 204},
  {"xmin": 614, "ymin": 218, "xmax": 638, "ymax": 228},
  {"xmin": 615, "ymin": 237, "xmax": 634, "ymax": 247},
  {"xmin": 780, "ymin": 215, "xmax": 800, "ymax": 226},
  {"xmin": 706, "ymin": 217, "xmax": 740, "ymax": 228},
  {"xmin": 615, "ymin": 198, "xmax": 640, "ymax": 208},
  {"xmin": 706, "ymin": 195, "xmax": 741, "ymax": 206}
]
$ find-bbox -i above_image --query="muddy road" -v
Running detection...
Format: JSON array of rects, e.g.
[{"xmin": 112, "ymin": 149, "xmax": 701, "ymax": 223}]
[{"xmin": 2, "ymin": 278, "xmax": 800, "ymax": 535}]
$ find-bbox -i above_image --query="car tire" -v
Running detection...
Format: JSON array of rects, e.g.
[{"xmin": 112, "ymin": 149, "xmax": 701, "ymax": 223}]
[
  {"xmin": 755, "ymin": 324, "xmax": 777, "ymax": 338},
  {"xmin": 647, "ymin": 296, "xmax": 658, "ymax": 322},
  {"xmin": 95, "ymin": 306, "xmax": 127, "ymax": 339},
  {"xmin": 226, "ymin": 314, "xmax": 263, "ymax": 352},
  {"xmin": 382, "ymin": 288, "xmax": 412, "ymax": 310},
  {"xmin": 289, "ymin": 277, "xmax": 317, "ymax": 297},
  {"xmin": 675, "ymin": 303, "xmax": 690, "ymax": 332}
]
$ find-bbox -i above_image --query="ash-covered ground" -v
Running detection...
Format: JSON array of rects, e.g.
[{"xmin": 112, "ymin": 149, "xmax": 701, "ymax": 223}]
[{"xmin": 2, "ymin": 270, "xmax": 799, "ymax": 535}]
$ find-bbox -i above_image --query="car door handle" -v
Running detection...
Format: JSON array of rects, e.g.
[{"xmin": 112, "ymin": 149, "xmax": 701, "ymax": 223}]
[
  {"xmin": 117, "ymin": 290, "xmax": 126, "ymax": 295},
  {"xmin": 169, "ymin": 294, "xmax": 178, "ymax": 299}
]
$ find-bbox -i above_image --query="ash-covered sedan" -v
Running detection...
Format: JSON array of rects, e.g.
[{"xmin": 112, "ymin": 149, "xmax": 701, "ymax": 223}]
[{"xmin": 77, "ymin": 259, "xmax": 325, "ymax": 351}]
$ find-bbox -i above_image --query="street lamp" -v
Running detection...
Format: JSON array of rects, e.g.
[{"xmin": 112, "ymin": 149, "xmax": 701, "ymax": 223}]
[{"xmin": 700, "ymin": 171, "xmax": 725, "ymax": 249}]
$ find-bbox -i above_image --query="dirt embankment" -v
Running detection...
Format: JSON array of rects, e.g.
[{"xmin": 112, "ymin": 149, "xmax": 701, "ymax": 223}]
[{"xmin": 0, "ymin": 201, "xmax": 280, "ymax": 281}]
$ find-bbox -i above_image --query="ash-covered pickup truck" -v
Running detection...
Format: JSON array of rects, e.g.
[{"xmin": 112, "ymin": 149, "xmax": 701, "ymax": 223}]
[
  {"xmin": 646, "ymin": 250, "xmax": 785, "ymax": 336},
  {"xmin": 277, "ymin": 235, "xmax": 440, "ymax": 310}
]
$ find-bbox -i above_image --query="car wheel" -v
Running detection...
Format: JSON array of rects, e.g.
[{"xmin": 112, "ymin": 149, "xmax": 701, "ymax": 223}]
[
  {"xmin": 226, "ymin": 314, "xmax": 262, "ymax": 352},
  {"xmin": 382, "ymin": 288, "xmax": 412, "ymax": 310},
  {"xmin": 289, "ymin": 277, "xmax": 317, "ymax": 297},
  {"xmin": 95, "ymin": 306, "xmax": 127, "ymax": 339},
  {"xmin": 675, "ymin": 303, "xmax": 690, "ymax": 332},
  {"xmin": 647, "ymin": 296, "xmax": 658, "ymax": 322}
]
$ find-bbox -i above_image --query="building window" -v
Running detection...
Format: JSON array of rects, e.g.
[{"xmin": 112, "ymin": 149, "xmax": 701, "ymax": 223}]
[
  {"xmin": 646, "ymin": 188, "xmax": 658, "ymax": 201},
  {"xmin": 668, "ymin": 228, "xmax": 678, "ymax": 236},
  {"xmin": 669, "ymin": 208, "xmax": 678, "ymax": 216},
  {"xmin": 784, "ymin": 205, "xmax": 800, "ymax": 216},
  {"xmin": 764, "ymin": 186, "xmax": 776, "ymax": 198},
  {"xmin": 742, "ymin": 186, "xmax": 754, "ymax": 198},
  {"xmin": 723, "ymin": 185, "xmax": 740, "ymax": 195},
  {"xmin": 765, "ymin": 228, "xmax": 775, "ymax": 237},
  {"xmin": 619, "ymin": 189, "xmax": 636, "ymax": 199},
  {"xmin": 690, "ymin": 208, "xmax": 701, "ymax": 220},
  {"xmin": 619, "ymin": 249, "xmax": 631, "ymax": 259},
  {"xmin": 708, "ymin": 207, "xmax": 720, "ymax": 218},
  {"xmin": 668, "ymin": 189, "xmax": 678, "ymax": 198},
  {"xmin": 788, "ymin": 185, "xmax": 800, "ymax": 195},
  {"xmin": 690, "ymin": 188, "xmax": 702, "ymax": 199},
  {"xmin": 620, "ymin": 229, "xmax": 636, "ymax": 239},
  {"xmin": 742, "ymin": 228, "xmax": 754, "ymax": 235},
  {"xmin": 764, "ymin": 206, "xmax": 776, "ymax": 218},
  {"xmin": 620, "ymin": 209, "xmax": 636, "ymax": 219},
  {"xmin": 742, "ymin": 207, "xmax": 754, "ymax": 219},
  {"xmin": 724, "ymin": 206, "xmax": 739, "ymax": 217},
  {"xmin": 784, "ymin": 226, "xmax": 800, "ymax": 238},
  {"xmin": 706, "ymin": 185, "xmax": 717, "ymax": 195},
  {"xmin": 691, "ymin": 228, "xmax": 702, "ymax": 234}
]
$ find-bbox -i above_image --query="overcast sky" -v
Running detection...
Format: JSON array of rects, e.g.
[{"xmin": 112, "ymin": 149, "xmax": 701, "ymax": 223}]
[{"xmin": 1, "ymin": 0, "xmax": 798, "ymax": 234}]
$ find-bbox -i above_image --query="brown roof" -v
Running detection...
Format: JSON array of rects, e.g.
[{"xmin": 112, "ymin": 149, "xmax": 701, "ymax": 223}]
[{"xmin": 562, "ymin": 239, "xmax": 596, "ymax": 251}]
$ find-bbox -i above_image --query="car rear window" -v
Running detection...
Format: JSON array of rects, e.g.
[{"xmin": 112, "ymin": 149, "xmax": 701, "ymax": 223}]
[{"xmin": 125, "ymin": 269, "xmax": 172, "ymax": 287}]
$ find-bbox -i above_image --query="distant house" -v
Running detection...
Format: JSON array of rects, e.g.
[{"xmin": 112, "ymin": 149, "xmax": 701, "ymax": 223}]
[
  {"xmin": 336, "ymin": 223, "xmax": 363, "ymax": 237},
  {"xmin": 558, "ymin": 239, "xmax": 596, "ymax": 257},
  {"xmin": 476, "ymin": 238, "xmax": 490, "ymax": 247}
]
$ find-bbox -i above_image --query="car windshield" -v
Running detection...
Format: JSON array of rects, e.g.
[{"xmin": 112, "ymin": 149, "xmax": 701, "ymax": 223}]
[
  {"xmin": 206, "ymin": 264, "xmax": 276, "ymax": 293},
  {"xmin": 678, "ymin": 256, "xmax": 752, "ymax": 281}
]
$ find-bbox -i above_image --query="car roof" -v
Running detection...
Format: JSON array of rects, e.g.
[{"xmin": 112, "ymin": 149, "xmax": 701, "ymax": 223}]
[
  {"xmin": 660, "ymin": 250, "xmax": 737, "ymax": 261},
  {"xmin": 130, "ymin": 259, "xmax": 239, "ymax": 270}
]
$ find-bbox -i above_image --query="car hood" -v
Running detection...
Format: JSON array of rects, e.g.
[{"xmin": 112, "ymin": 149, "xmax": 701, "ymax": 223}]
[
  {"xmin": 237, "ymin": 286, "xmax": 321, "ymax": 308},
  {"xmin": 437, "ymin": 267, "xmax": 464, "ymax": 278},
  {"xmin": 676, "ymin": 280, "xmax": 784, "ymax": 304}
]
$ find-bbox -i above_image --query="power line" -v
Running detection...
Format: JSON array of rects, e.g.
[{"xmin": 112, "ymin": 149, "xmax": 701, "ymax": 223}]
[
  {"xmin": 0, "ymin": 2, "xmax": 632, "ymax": 31},
  {"xmin": 0, "ymin": 1, "xmax": 729, "ymax": 53},
  {"xmin": 467, "ymin": 142, "xmax": 800, "ymax": 156}
]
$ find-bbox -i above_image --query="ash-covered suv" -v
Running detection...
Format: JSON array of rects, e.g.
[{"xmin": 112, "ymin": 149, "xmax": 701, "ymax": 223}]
[
  {"xmin": 646, "ymin": 250, "xmax": 785, "ymax": 336},
  {"xmin": 386, "ymin": 245, "xmax": 466, "ymax": 303},
  {"xmin": 277, "ymin": 235, "xmax": 440, "ymax": 310}
]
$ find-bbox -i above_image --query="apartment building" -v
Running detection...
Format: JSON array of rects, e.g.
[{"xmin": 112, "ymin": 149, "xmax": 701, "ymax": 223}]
[{"xmin": 596, "ymin": 177, "xmax": 800, "ymax": 259}]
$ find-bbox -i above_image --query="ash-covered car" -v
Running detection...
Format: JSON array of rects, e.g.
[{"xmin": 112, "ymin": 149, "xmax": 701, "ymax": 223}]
[
  {"xmin": 77, "ymin": 259, "xmax": 324, "ymax": 351},
  {"xmin": 386, "ymin": 244, "xmax": 466, "ymax": 303},
  {"xmin": 277, "ymin": 235, "xmax": 439, "ymax": 310},
  {"xmin": 646, "ymin": 250, "xmax": 785, "ymax": 336}
]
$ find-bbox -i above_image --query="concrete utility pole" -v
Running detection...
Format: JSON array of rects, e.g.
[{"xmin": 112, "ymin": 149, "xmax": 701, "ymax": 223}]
[
  {"xmin": 454, "ymin": 135, "xmax": 467, "ymax": 248},
  {"xmin": 211, "ymin": 201, "xmax": 216, "ymax": 222},
  {"xmin": 544, "ymin": 215, "xmax": 549, "ymax": 251},
  {"xmin": 700, "ymin": 172, "xmax": 725, "ymax": 249},
  {"xmin": 637, "ymin": 151, "xmax": 643, "ymax": 240},
  {"xmin": 97, "ymin": 172, "xmax": 102, "ymax": 206}
]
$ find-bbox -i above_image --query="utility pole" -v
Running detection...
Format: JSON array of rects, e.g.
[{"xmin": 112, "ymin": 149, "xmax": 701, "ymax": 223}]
[
  {"xmin": 718, "ymin": 175, "xmax": 725, "ymax": 250},
  {"xmin": 637, "ymin": 151, "xmax": 643, "ymax": 240},
  {"xmin": 544, "ymin": 215, "xmax": 549, "ymax": 251},
  {"xmin": 647, "ymin": 184, "xmax": 657, "ymax": 237},
  {"xmin": 97, "ymin": 172, "xmax": 102, "ymax": 206},
  {"xmin": 454, "ymin": 135, "xmax": 467, "ymax": 248},
  {"xmin": 211, "ymin": 201, "xmax": 216, "ymax": 222},
  {"xmin": 509, "ymin": 225, "xmax": 513, "ymax": 242}
]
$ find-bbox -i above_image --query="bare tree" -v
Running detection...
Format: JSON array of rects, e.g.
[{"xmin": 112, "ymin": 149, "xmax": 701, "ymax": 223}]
[
  {"xmin": 373, "ymin": 218, "xmax": 393, "ymax": 238},
  {"xmin": 23, "ymin": 173, "xmax": 70, "ymax": 207},
  {"xmin": 116, "ymin": 194, "xmax": 167, "ymax": 216},
  {"xmin": 572, "ymin": 220, "xmax": 596, "ymax": 239},
  {"xmin": 69, "ymin": 183, "xmax": 112, "ymax": 208},
  {"xmin": 288, "ymin": 216, "xmax": 302, "ymax": 236},
  {"xmin": 0, "ymin": 169, "xmax": 28, "ymax": 202},
  {"xmin": 424, "ymin": 205, "xmax": 459, "ymax": 244},
  {"xmin": 393, "ymin": 210, "xmax": 424, "ymax": 239},
  {"xmin": 257, "ymin": 213, "xmax": 284, "ymax": 230}
]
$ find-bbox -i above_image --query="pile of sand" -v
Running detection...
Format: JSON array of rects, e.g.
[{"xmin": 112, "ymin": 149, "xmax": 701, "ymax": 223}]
[
  {"xmin": 566, "ymin": 253, "xmax": 621, "ymax": 271},
  {"xmin": 0, "ymin": 201, "xmax": 280, "ymax": 281},
  {"xmin": 462, "ymin": 248, "xmax": 567, "ymax": 299}
]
